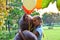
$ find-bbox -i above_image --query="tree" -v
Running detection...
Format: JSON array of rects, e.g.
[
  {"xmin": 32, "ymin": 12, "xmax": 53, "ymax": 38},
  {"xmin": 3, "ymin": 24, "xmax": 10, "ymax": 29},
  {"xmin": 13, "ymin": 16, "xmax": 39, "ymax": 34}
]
[
  {"xmin": 42, "ymin": 12, "xmax": 54, "ymax": 26},
  {"xmin": 5, "ymin": 0, "xmax": 23, "ymax": 30},
  {"xmin": 0, "ymin": 0, "xmax": 7, "ymax": 27}
]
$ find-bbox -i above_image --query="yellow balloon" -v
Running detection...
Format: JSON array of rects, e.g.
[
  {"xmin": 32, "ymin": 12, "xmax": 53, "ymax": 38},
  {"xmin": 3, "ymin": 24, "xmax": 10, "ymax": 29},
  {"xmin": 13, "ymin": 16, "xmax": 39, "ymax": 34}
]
[{"xmin": 23, "ymin": 0, "xmax": 36, "ymax": 10}]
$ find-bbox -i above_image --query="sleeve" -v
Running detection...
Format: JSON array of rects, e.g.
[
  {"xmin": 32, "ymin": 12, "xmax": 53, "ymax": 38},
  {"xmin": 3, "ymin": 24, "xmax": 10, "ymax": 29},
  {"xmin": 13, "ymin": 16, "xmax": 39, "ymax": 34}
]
[
  {"xmin": 14, "ymin": 33, "xmax": 21, "ymax": 40},
  {"xmin": 36, "ymin": 28, "xmax": 43, "ymax": 35},
  {"xmin": 23, "ymin": 30, "xmax": 38, "ymax": 40}
]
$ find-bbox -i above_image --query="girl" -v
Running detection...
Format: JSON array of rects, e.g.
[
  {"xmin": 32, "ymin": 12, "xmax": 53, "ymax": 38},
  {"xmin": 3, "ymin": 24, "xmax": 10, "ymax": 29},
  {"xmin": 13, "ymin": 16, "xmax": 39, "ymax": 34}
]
[
  {"xmin": 14, "ymin": 14, "xmax": 37, "ymax": 40},
  {"xmin": 33, "ymin": 16, "xmax": 44, "ymax": 40}
]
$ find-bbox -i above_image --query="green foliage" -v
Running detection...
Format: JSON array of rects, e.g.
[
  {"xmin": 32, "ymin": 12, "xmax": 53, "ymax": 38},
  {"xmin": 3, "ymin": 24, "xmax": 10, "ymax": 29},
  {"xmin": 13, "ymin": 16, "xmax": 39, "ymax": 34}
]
[
  {"xmin": 42, "ymin": 12, "xmax": 60, "ymax": 26},
  {"xmin": 42, "ymin": 13, "xmax": 51, "ymax": 23},
  {"xmin": 9, "ymin": 8, "xmax": 24, "ymax": 18},
  {"xmin": 0, "ymin": 30, "xmax": 17, "ymax": 40},
  {"xmin": 10, "ymin": 0, "xmax": 21, "ymax": 3},
  {"xmin": 31, "ymin": 11, "xmax": 40, "ymax": 16},
  {"xmin": 4, "ymin": 0, "xmax": 23, "ymax": 30},
  {"xmin": 8, "ymin": 2, "xmax": 22, "ymax": 7},
  {"xmin": 8, "ymin": 0, "xmax": 22, "ymax": 8},
  {"xmin": 7, "ymin": 8, "xmax": 24, "ymax": 25}
]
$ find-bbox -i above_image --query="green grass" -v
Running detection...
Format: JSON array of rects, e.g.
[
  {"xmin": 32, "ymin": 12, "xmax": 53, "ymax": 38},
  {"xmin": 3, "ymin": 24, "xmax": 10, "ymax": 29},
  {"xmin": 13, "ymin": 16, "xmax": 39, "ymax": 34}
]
[
  {"xmin": 43, "ymin": 27, "xmax": 60, "ymax": 40},
  {"xmin": 0, "ymin": 27, "xmax": 60, "ymax": 40}
]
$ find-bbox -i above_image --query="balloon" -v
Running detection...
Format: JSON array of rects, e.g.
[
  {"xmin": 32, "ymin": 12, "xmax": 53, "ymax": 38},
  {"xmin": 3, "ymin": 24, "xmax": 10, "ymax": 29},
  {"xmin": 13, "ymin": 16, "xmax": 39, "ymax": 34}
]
[
  {"xmin": 35, "ymin": 0, "xmax": 42, "ymax": 9},
  {"xmin": 22, "ymin": 6, "xmax": 34, "ymax": 14},
  {"xmin": 42, "ymin": 0, "xmax": 51, "ymax": 9},
  {"xmin": 56, "ymin": 0, "xmax": 60, "ymax": 11},
  {"xmin": 22, "ymin": 0, "xmax": 36, "ymax": 14}
]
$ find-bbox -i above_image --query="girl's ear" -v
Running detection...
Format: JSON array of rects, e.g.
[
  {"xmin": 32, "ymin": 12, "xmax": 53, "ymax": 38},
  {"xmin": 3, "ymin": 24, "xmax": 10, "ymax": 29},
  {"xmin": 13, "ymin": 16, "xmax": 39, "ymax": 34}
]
[
  {"xmin": 40, "ymin": 21, "xmax": 42, "ymax": 23},
  {"xmin": 40, "ymin": 19, "xmax": 42, "ymax": 23}
]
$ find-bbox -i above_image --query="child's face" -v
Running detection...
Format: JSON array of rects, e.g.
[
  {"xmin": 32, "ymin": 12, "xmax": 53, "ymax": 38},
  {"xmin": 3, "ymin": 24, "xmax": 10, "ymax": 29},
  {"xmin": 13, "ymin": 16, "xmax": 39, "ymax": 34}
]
[
  {"xmin": 33, "ymin": 18, "xmax": 40, "ymax": 27},
  {"xmin": 25, "ymin": 14, "xmax": 31, "ymax": 22}
]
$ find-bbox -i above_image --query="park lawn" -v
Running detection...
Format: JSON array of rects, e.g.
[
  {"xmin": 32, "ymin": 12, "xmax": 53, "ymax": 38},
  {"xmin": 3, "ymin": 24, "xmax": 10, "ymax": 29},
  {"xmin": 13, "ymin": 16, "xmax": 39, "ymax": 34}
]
[
  {"xmin": 42, "ymin": 27, "xmax": 60, "ymax": 40},
  {"xmin": 10, "ymin": 27, "xmax": 60, "ymax": 40},
  {"xmin": 1, "ymin": 27, "xmax": 60, "ymax": 40}
]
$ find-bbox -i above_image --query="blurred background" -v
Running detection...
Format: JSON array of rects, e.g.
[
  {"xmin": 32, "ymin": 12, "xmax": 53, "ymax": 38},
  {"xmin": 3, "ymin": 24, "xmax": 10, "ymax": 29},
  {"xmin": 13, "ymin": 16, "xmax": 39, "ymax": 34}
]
[{"xmin": 0, "ymin": 0, "xmax": 60, "ymax": 40}]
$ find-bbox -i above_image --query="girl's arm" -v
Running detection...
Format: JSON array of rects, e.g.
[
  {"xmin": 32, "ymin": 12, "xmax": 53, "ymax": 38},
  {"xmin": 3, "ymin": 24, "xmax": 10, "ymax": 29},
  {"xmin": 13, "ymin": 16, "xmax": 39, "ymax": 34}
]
[{"xmin": 34, "ymin": 31, "xmax": 39, "ymax": 37}]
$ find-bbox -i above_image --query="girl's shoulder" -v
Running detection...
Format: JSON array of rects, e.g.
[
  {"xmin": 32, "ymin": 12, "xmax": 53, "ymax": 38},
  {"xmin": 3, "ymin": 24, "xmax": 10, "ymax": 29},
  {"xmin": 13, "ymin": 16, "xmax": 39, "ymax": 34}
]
[{"xmin": 14, "ymin": 33, "xmax": 21, "ymax": 40}]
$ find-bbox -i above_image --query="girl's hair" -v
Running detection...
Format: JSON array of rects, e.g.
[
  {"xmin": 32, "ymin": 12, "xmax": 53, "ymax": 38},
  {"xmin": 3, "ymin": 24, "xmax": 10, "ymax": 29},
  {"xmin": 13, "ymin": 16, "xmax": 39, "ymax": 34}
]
[
  {"xmin": 23, "ymin": 14, "xmax": 27, "ymax": 21},
  {"xmin": 18, "ymin": 14, "xmax": 33, "ymax": 31},
  {"xmin": 33, "ymin": 16, "xmax": 42, "ymax": 23}
]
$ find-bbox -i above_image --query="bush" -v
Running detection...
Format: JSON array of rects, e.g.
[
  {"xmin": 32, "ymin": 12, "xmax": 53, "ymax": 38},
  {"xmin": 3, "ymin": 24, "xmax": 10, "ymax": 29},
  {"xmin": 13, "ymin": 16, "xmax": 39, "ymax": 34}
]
[{"xmin": 0, "ymin": 30, "xmax": 17, "ymax": 40}]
